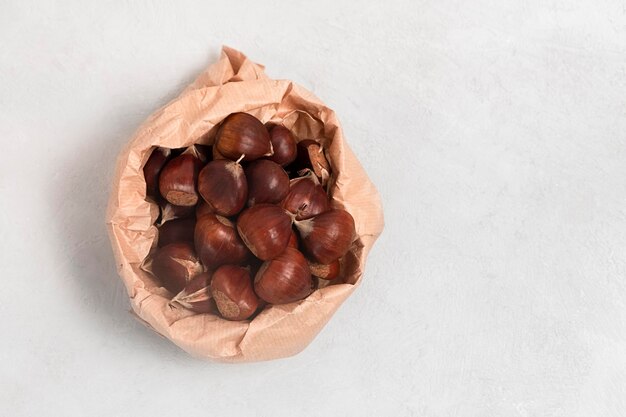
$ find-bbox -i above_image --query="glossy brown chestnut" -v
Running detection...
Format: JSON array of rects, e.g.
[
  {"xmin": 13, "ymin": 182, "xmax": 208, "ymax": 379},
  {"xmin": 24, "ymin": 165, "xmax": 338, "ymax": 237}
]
[
  {"xmin": 151, "ymin": 242, "xmax": 203, "ymax": 293},
  {"xmin": 237, "ymin": 204, "xmax": 293, "ymax": 260},
  {"xmin": 158, "ymin": 217, "xmax": 195, "ymax": 247},
  {"xmin": 281, "ymin": 170, "xmax": 330, "ymax": 220},
  {"xmin": 198, "ymin": 158, "xmax": 247, "ymax": 216},
  {"xmin": 159, "ymin": 146, "xmax": 204, "ymax": 206},
  {"xmin": 287, "ymin": 229, "xmax": 299, "ymax": 249},
  {"xmin": 195, "ymin": 214, "xmax": 250, "ymax": 268},
  {"xmin": 295, "ymin": 209, "xmax": 356, "ymax": 264},
  {"xmin": 268, "ymin": 125, "xmax": 297, "ymax": 166},
  {"xmin": 215, "ymin": 113, "xmax": 273, "ymax": 161},
  {"xmin": 308, "ymin": 259, "xmax": 340, "ymax": 280},
  {"xmin": 254, "ymin": 247, "xmax": 313, "ymax": 304},
  {"xmin": 143, "ymin": 147, "xmax": 171, "ymax": 198},
  {"xmin": 170, "ymin": 272, "xmax": 217, "ymax": 314},
  {"xmin": 244, "ymin": 160, "xmax": 289, "ymax": 206},
  {"xmin": 210, "ymin": 265, "xmax": 259, "ymax": 321}
]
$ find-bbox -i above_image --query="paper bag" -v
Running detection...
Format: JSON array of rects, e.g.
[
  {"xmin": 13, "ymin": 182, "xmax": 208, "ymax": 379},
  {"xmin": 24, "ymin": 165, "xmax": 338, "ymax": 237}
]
[{"xmin": 106, "ymin": 47, "xmax": 384, "ymax": 362}]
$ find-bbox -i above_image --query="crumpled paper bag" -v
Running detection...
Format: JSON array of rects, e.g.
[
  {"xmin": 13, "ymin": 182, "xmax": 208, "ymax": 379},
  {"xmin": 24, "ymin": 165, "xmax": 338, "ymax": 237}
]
[{"xmin": 106, "ymin": 46, "xmax": 384, "ymax": 362}]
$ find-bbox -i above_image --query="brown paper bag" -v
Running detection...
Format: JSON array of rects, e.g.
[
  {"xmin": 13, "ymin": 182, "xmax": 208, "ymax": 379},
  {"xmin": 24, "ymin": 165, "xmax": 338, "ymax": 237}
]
[{"xmin": 106, "ymin": 47, "xmax": 384, "ymax": 362}]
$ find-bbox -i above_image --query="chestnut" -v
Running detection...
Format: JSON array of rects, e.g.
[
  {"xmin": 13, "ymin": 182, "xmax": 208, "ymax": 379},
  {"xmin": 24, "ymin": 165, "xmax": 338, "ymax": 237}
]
[
  {"xmin": 294, "ymin": 209, "xmax": 356, "ymax": 264},
  {"xmin": 170, "ymin": 272, "xmax": 216, "ymax": 314},
  {"xmin": 151, "ymin": 242, "xmax": 204, "ymax": 293},
  {"xmin": 268, "ymin": 125, "xmax": 297, "ymax": 166},
  {"xmin": 158, "ymin": 217, "xmax": 195, "ymax": 247},
  {"xmin": 211, "ymin": 265, "xmax": 259, "ymax": 321},
  {"xmin": 254, "ymin": 247, "xmax": 313, "ymax": 304},
  {"xmin": 198, "ymin": 158, "xmax": 247, "ymax": 216},
  {"xmin": 215, "ymin": 113, "xmax": 273, "ymax": 161},
  {"xmin": 308, "ymin": 259, "xmax": 340, "ymax": 280},
  {"xmin": 244, "ymin": 160, "xmax": 289, "ymax": 206},
  {"xmin": 287, "ymin": 229, "xmax": 299, "ymax": 249},
  {"xmin": 237, "ymin": 204, "xmax": 293, "ymax": 260},
  {"xmin": 195, "ymin": 214, "xmax": 249, "ymax": 268},
  {"xmin": 281, "ymin": 170, "xmax": 329, "ymax": 220},
  {"xmin": 159, "ymin": 146, "xmax": 204, "ymax": 206},
  {"xmin": 143, "ymin": 147, "xmax": 171, "ymax": 198}
]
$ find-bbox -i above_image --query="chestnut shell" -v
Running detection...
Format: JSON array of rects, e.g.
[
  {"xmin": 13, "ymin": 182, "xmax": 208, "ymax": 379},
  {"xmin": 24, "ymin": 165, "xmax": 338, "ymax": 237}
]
[
  {"xmin": 254, "ymin": 247, "xmax": 313, "ymax": 304},
  {"xmin": 268, "ymin": 126, "xmax": 297, "ymax": 166},
  {"xmin": 237, "ymin": 204, "xmax": 293, "ymax": 260},
  {"xmin": 211, "ymin": 265, "xmax": 259, "ymax": 321},
  {"xmin": 195, "ymin": 214, "xmax": 250, "ymax": 268},
  {"xmin": 159, "ymin": 152, "xmax": 203, "ymax": 206},
  {"xmin": 198, "ymin": 159, "xmax": 248, "ymax": 217},
  {"xmin": 245, "ymin": 160, "xmax": 289, "ymax": 206},
  {"xmin": 215, "ymin": 113, "xmax": 272, "ymax": 161},
  {"xmin": 282, "ymin": 172, "xmax": 329, "ymax": 220},
  {"xmin": 296, "ymin": 209, "xmax": 356, "ymax": 264}
]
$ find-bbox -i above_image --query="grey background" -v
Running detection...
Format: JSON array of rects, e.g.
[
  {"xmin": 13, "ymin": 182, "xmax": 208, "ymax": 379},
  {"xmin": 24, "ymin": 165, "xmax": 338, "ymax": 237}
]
[{"xmin": 1, "ymin": 1, "xmax": 626, "ymax": 416}]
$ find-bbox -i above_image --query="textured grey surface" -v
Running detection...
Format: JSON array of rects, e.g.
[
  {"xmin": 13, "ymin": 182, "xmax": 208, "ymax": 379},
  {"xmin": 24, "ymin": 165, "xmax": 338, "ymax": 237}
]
[{"xmin": 1, "ymin": 1, "xmax": 626, "ymax": 416}]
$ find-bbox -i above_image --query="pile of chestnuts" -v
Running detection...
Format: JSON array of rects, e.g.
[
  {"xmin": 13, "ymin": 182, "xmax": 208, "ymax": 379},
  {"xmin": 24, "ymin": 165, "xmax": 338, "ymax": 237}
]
[{"xmin": 143, "ymin": 112, "xmax": 356, "ymax": 321}]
